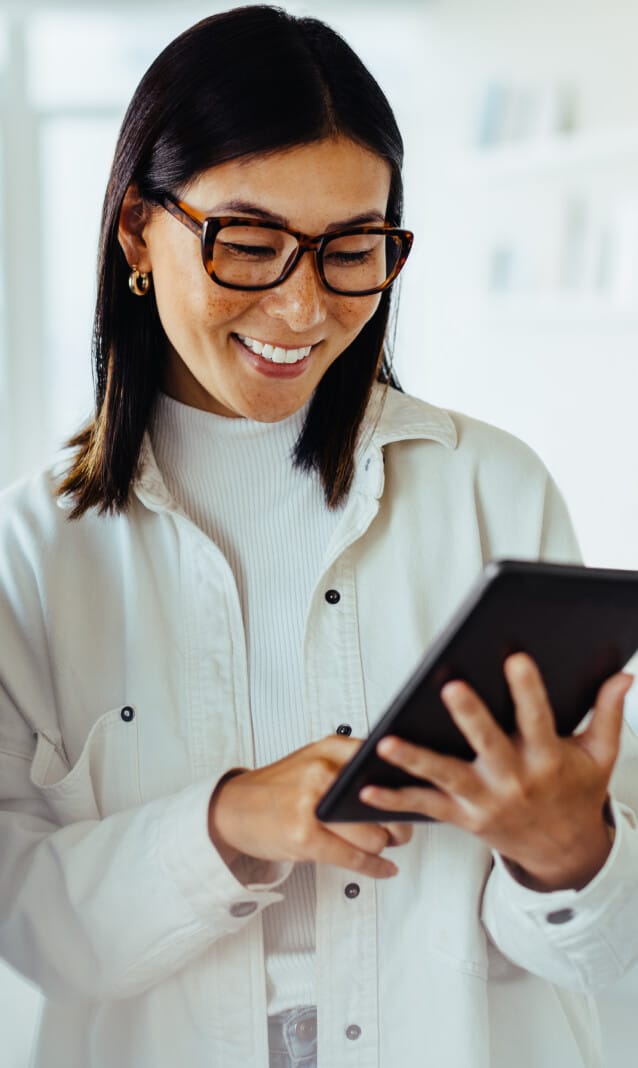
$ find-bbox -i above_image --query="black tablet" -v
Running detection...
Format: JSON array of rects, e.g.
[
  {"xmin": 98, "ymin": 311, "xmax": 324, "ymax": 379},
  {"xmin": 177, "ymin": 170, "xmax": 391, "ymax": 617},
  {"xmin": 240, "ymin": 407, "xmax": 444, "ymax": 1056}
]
[{"xmin": 315, "ymin": 559, "xmax": 638, "ymax": 823}]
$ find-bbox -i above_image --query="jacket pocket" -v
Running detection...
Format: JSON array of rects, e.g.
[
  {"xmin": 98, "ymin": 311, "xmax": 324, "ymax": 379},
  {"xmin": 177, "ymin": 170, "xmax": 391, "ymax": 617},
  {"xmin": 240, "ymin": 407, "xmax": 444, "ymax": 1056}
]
[{"xmin": 30, "ymin": 707, "xmax": 142, "ymax": 823}]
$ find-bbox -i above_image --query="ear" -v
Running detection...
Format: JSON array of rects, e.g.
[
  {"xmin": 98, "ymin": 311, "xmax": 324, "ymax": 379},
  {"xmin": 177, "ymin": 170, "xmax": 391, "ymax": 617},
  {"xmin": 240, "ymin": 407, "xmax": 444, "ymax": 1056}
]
[{"xmin": 118, "ymin": 184, "xmax": 153, "ymax": 272}]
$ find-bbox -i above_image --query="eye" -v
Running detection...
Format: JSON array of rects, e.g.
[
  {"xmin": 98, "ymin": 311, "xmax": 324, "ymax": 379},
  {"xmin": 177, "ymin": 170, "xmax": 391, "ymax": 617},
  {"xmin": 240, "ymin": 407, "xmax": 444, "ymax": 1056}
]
[
  {"xmin": 325, "ymin": 248, "xmax": 374, "ymax": 266},
  {"xmin": 214, "ymin": 223, "xmax": 290, "ymax": 264},
  {"xmin": 323, "ymin": 231, "xmax": 384, "ymax": 270},
  {"xmin": 216, "ymin": 239, "xmax": 278, "ymax": 261}
]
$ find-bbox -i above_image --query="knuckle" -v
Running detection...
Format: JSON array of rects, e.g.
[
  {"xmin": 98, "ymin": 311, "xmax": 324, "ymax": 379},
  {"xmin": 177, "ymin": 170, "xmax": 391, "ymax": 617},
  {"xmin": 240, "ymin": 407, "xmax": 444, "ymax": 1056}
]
[
  {"xmin": 451, "ymin": 768, "xmax": 474, "ymax": 794},
  {"xmin": 387, "ymin": 822, "xmax": 412, "ymax": 845},
  {"xmin": 471, "ymin": 727, "xmax": 492, "ymax": 750},
  {"xmin": 464, "ymin": 800, "xmax": 500, "ymax": 837},
  {"xmin": 464, "ymin": 809, "xmax": 488, "ymax": 836},
  {"xmin": 306, "ymin": 758, "xmax": 332, "ymax": 790},
  {"xmin": 542, "ymin": 751, "xmax": 563, "ymax": 778},
  {"xmin": 500, "ymin": 773, "xmax": 529, "ymax": 806},
  {"xmin": 369, "ymin": 826, "xmax": 391, "ymax": 853},
  {"xmin": 288, "ymin": 816, "xmax": 315, "ymax": 851}
]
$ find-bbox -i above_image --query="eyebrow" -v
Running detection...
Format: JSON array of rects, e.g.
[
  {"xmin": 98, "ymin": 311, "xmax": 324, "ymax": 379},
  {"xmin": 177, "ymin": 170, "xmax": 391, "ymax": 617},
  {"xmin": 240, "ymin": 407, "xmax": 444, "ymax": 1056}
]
[{"xmin": 206, "ymin": 199, "xmax": 386, "ymax": 230}]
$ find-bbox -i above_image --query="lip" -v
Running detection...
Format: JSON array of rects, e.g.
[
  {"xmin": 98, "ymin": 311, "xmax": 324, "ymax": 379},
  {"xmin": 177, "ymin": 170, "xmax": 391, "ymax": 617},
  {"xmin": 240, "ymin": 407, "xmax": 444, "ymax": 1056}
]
[{"xmin": 232, "ymin": 333, "xmax": 316, "ymax": 378}]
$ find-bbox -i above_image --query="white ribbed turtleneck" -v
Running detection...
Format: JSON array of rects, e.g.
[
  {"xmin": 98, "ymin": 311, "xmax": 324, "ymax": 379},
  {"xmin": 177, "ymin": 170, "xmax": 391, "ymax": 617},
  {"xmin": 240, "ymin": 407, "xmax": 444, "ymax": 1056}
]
[{"xmin": 150, "ymin": 393, "xmax": 343, "ymax": 1013}]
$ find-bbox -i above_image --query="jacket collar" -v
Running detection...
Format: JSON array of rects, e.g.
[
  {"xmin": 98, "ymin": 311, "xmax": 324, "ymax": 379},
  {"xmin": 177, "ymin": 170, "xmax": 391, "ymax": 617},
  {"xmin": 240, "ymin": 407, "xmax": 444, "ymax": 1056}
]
[
  {"xmin": 132, "ymin": 384, "xmax": 457, "ymax": 512},
  {"xmin": 364, "ymin": 382, "xmax": 457, "ymax": 450},
  {"xmin": 134, "ymin": 436, "xmax": 180, "ymax": 513}
]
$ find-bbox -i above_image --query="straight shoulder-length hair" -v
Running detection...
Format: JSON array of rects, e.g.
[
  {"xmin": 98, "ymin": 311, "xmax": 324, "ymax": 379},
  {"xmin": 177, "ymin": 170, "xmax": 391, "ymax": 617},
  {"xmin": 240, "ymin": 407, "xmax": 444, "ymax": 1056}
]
[{"xmin": 58, "ymin": 4, "xmax": 406, "ymax": 516}]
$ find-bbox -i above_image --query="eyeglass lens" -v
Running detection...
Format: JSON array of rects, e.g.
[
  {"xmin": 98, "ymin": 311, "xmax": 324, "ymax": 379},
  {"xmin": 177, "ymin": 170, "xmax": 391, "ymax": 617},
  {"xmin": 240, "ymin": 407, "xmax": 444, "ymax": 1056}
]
[{"xmin": 205, "ymin": 226, "xmax": 404, "ymax": 292}]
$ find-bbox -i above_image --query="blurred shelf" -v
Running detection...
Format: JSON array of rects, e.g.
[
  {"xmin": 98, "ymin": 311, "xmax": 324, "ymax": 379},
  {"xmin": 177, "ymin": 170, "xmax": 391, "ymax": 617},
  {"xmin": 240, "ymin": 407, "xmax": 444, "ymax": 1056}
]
[{"xmin": 455, "ymin": 126, "xmax": 638, "ymax": 183}]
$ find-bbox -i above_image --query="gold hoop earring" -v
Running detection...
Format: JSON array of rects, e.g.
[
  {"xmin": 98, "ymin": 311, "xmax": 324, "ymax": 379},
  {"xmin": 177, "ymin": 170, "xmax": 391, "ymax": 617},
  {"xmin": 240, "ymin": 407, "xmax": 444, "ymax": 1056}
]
[{"xmin": 129, "ymin": 265, "xmax": 151, "ymax": 297}]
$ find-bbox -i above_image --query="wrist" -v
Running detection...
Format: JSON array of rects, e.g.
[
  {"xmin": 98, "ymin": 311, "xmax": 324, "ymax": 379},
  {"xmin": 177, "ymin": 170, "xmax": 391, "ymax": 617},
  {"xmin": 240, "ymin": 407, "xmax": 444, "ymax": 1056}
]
[
  {"xmin": 207, "ymin": 768, "xmax": 247, "ymax": 868},
  {"xmin": 502, "ymin": 810, "xmax": 615, "ymax": 892}
]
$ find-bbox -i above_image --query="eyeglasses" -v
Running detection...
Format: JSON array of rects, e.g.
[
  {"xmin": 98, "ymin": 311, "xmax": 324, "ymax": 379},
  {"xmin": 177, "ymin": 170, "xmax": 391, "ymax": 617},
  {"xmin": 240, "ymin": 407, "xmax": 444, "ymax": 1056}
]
[{"xmin": 159, "ymin": 193, "xmax": 413, "ymax": 296}]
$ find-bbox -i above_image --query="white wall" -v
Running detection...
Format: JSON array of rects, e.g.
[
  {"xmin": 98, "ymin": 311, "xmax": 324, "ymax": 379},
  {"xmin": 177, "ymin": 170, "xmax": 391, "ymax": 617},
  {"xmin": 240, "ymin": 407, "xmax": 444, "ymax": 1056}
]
[{"xmin": 393, "ymin": 0, "xmax": 638, "ymax": 573}]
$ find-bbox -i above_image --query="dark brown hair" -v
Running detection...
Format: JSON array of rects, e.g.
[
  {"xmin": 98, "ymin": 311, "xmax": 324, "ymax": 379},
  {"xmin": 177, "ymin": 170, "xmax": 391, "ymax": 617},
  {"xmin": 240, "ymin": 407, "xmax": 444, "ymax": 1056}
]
[{"xmin": 58, "ymin": 4, "xmax": 405, "ymax": 515}]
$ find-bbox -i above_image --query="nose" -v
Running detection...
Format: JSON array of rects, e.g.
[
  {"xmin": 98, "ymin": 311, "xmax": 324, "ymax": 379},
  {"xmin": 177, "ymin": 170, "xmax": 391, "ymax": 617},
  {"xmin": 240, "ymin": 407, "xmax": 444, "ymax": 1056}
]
[{"xmin": 261, "ymin": 250, "xmax": 328, "ymax": 333}]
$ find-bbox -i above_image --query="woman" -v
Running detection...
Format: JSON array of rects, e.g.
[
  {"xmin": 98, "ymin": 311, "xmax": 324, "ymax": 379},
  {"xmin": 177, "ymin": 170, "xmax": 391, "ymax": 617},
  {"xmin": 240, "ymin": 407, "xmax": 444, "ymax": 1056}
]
[{"xmin": 0, "ymin": 7, "xmax": 637, "ymax": 1068}]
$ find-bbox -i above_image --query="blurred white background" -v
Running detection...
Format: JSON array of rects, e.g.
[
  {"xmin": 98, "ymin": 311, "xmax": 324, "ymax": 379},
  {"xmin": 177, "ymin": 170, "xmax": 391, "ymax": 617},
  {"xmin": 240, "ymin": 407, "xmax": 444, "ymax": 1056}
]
[{"xmin": 1, "ymin": 0, "xmax": 638, "ymax": 1064}]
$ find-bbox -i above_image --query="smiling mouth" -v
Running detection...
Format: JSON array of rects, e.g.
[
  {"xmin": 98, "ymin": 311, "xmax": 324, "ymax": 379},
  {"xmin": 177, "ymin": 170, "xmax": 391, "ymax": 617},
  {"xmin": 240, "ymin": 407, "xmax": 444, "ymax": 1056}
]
[{"xmin": 235, "ymin": 333, "xmax": 314, "ymax": 365}]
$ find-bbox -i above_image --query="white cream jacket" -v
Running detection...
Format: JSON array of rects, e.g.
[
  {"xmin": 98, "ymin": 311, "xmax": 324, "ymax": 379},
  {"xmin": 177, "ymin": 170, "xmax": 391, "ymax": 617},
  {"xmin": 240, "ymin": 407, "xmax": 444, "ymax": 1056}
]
[{"xmin": 1, "ymin": 386, "xmax": 638, "ymax": 1068}]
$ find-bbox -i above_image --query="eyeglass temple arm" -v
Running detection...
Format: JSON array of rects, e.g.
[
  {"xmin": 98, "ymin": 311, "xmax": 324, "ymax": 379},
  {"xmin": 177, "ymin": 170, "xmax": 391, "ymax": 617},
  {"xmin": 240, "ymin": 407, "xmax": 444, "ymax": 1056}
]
[{"xmin": 160, "ymin": 194, "xmax": 204, "ymax": 238}]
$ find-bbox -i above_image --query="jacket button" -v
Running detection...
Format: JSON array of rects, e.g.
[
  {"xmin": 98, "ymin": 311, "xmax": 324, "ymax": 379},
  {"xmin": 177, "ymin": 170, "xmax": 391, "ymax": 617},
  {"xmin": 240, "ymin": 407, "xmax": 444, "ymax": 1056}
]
[
  {"xmin": 546, "ymin": 908, "xmax": 575, "ymax": 924},
  {"xmin": 120, "ymin": 706, "xmax": 135, "ymax": 722},
  {"xmin": 336, "ymin": 724, "xmax": 352, "ymax": 736},
  {"xmin": 346, "ymin": 1024, "xmax": 362, "ymax": 1040},
  {"xmin": 344, "ymin": 883, "xmax": 360, "ymax": 899},
  {"xmin": 325, "ymin": 589, "xmax": 341, "ymax": 605},
  {"xmin": 230, "ymin": 901, "xmax": 258, "ymax": 918}
]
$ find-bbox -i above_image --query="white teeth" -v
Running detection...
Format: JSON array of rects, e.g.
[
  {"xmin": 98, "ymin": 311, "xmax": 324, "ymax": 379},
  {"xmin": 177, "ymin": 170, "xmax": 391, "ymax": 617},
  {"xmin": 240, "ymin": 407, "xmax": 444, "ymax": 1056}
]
[{"xmin": 237, "ymin": 334, "xmax": 312, "ymax": 364}]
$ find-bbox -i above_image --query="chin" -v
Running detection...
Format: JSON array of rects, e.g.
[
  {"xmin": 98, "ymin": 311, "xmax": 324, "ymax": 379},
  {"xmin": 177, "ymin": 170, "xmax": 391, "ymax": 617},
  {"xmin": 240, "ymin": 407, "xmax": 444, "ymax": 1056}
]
[
  {"xmin": 240, "ymin": 390, "xmax": 310, "ymax": 423},
  {"xmin": 248, "ymin": 403, "xmax": 304, "ymax": 423}
]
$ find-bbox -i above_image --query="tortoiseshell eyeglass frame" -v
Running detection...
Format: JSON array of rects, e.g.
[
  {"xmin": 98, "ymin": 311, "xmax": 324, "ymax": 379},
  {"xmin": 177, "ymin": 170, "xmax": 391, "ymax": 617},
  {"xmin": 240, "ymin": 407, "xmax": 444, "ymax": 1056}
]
[{"xmin": 158, "ymin": 192, "xmax": 414, "ymax": 296}]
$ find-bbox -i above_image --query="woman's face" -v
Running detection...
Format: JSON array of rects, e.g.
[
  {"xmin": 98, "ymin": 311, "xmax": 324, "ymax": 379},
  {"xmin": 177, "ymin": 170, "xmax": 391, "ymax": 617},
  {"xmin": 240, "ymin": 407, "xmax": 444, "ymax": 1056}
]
[{"xmin": 119, "ymin": 136, "xmax": 392, "ymax": 421}]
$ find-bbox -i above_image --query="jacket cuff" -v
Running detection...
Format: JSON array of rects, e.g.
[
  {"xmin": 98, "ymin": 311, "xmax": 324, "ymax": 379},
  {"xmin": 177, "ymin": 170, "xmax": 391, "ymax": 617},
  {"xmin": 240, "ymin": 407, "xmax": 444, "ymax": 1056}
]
[
  {"xmin": 483, "ymin": 798, "xmax": 638, "ymax": 989},
  {"xmin": 158, "ymin": 777, "xmax": 292, "ymax": 935}
]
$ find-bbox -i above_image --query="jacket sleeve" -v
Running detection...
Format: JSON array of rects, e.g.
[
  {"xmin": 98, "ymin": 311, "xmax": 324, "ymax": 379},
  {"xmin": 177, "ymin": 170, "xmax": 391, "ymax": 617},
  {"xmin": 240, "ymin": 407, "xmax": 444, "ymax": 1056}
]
[
  {"xmin": 481, "ymin": 467, "xmax": 638, "ymax": 991},
  {"xmin": 482, "ymin": 739, "xmax": 638, "ymax": 992},
  {"xmin": 0, "ymin": 702, "xmax": 289, "ymax": 1002},
  {"xmin": 0, "ymin": 479, "xmax": 293, "ymax": 1004},
  {"xmin": 538, "ymin": 468, "xmax": 582, "ymax": 563}
]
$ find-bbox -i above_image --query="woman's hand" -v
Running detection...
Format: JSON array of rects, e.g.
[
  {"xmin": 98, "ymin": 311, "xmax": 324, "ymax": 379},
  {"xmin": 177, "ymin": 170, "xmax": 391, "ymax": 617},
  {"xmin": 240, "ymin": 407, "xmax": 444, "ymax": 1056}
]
[
  {"xmin": 359, "ymin": 653, "xmax": 633, "ymax": 891},
  {"xmin": 208, "ymin": 736, "xmax": 412, "ymax": 879}
]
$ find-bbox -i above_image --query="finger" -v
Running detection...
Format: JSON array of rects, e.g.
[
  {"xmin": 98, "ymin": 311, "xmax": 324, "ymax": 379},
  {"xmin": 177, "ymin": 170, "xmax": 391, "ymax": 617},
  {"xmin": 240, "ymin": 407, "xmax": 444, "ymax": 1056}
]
[
  {"xmin": 381, "ymin": 821, "xmax": 413, "ymax": 846},
  {"xmin": 376, "ymin": 735, "xmax": 481, "ymax": 799},
  {"xmin": 439, "ymin": 681, "xmax": 515, "ymax": 775},
  {"xmin": 314, "ymin": 825, "xmax": 399, "ymax": 879},
  {"xmin": 334, "ymin": 821, "xmax": 393, "ymax": 854},
  {"xmin": 359, "ymin": 782, "xmax": 461, "ymax": 824},
  {"xmin": 580, "ymin": 672, "xmax": 634, "ymax": 766},
  {"xmin": 314, "ymin": 735, "xmax": 365, "ymax": 762},
  {"xmin": 335, "ymin": 821, "xmax": 413, "ymax": 852},
  {"xmin": 504, "ymin": 653, "xmax": 557, "ymax": 748}
]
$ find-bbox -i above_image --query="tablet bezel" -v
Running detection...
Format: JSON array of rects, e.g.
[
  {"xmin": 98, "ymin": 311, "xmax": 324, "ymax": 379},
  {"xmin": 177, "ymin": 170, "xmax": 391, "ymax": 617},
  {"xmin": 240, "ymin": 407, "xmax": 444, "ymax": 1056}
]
[{"xmin": 315, "ymin": 559, "xmax": 638, "ymax": 823}]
